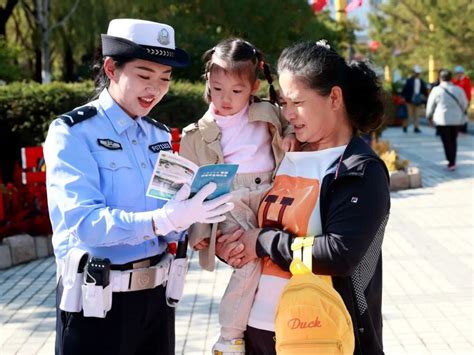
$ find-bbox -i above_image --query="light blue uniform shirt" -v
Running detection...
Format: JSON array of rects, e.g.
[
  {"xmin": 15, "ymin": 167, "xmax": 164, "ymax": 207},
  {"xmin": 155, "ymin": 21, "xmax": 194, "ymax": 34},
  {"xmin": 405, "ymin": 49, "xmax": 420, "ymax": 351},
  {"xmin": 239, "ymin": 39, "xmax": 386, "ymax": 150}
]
[{"xmin": 44, "ymin": 89, "xmax": 183, "ymax": 264}]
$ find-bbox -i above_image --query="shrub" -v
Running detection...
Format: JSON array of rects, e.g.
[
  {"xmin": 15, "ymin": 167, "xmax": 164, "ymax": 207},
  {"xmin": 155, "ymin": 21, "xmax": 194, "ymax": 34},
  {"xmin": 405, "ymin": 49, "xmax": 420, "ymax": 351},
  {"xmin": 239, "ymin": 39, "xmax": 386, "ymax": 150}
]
[
  {"xmin": 372, "ymin": 140, "xmax": 409, "ymax": 172},
  {"xmin": 0, "ymin": 38, "xmax": 22, "ymax": 83},
  {"xmin": 150, "ymin": 80, "xmax": 207, "ymax": 128},
  {"xmin": 0, "ymin": 80, "xmax": 210, "ymax": 182},
  {"xmin": 0, "ymin": 81, "xmax": 93, "ymax": 144}
]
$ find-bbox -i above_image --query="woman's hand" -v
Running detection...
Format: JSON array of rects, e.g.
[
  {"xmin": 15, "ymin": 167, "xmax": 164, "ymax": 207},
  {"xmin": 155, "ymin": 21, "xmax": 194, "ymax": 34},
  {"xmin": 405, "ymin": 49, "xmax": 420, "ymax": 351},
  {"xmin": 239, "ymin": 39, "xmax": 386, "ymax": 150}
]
[
  {"xmin": 227, "ymin": 228, "xmax": 261, "ymax": 268},
  {"xmin": 215, "ymin": 228, "xmax": 245, "ymax": 262},
  {"xmin": 282, "ymin": 133, "xmax": 300, "ymax": 152}
]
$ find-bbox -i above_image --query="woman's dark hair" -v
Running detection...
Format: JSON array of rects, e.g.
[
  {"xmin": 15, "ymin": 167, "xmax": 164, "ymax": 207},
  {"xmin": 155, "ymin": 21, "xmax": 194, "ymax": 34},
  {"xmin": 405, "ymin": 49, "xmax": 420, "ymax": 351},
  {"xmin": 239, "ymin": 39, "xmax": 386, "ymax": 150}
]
[
  {"xmin": 202, "ymin": 38, "xmax": 278, "ymax": 104},
  {"xmin": 277, "ymin": 40, "xmax": 385, "ymax": 133},
  {"xmin": 439, "ymin": 69, "xmax": 452, "ymax": 82},
  {"xmin": 91, "ymin": 46, "xmax": 135, "ymax": 99}
]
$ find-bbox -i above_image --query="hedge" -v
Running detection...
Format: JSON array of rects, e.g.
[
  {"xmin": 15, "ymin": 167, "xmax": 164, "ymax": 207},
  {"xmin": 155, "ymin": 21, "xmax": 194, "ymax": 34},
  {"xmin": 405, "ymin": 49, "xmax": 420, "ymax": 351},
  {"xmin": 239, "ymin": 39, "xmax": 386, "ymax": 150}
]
[
  {"xmin": 0, "ymin": 80, "xmax": 211, "ymax": 142},
  {"xmin": 0, "ymin": 80, "xmax": 210, "ymax": 182},
  {"xmin": 0, "ymin": 79, "xmax": 392, "ymax": 183}
]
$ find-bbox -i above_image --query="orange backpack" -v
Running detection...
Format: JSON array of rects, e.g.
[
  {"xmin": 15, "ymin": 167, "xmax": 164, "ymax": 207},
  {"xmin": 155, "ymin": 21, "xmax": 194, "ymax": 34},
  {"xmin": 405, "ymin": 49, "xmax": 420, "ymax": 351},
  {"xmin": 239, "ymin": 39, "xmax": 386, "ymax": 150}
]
[{"xmin": 275, "ymin": 236, "xmax": 355, "ymax": 354}]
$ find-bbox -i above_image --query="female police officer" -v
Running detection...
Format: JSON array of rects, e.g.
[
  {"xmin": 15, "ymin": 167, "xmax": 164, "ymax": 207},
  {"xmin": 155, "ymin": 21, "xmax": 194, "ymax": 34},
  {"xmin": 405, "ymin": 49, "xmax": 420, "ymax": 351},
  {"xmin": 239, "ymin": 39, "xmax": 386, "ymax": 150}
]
[{"xmin": 44, "ymin": 19, "xmax": 233, "ymax": 355}]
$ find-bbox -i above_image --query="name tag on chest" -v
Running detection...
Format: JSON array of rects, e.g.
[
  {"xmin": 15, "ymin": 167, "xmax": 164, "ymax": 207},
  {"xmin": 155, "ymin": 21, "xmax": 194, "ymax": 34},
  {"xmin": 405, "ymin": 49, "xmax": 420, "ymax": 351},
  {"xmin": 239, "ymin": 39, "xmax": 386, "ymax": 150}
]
[{"xmin": 149, "ymin": 142, "xmax": 172, "ymax": 153}]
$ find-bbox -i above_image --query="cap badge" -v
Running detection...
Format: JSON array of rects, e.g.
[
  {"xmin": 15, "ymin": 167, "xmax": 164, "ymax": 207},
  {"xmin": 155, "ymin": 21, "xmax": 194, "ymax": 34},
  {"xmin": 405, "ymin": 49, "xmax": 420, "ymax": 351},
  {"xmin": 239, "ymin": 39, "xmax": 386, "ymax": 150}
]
[{"xmin": 157, "ymin": 28, "xmax": 170, "ymax": 46}]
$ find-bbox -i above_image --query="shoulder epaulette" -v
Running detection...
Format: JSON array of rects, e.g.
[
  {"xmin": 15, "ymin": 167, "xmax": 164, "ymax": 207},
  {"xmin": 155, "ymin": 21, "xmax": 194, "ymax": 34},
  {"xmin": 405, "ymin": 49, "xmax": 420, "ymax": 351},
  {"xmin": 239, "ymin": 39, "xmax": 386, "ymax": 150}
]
[
  {"xmin": 182, "ymin": 122, "xmax": 199, "ymax": 134},
  {"xmin": 59, "ymin": 106, "xmax": 97, "ymax": 127},
  {"xmin": 143, "ymin": 116, "xmax": 171, "ymax": 133}
]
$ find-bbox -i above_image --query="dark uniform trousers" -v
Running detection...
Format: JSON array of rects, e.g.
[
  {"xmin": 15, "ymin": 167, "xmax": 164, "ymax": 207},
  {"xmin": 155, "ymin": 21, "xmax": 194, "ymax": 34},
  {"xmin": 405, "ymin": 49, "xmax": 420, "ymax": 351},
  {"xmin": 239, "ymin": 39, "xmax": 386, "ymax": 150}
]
[
  {"xmin": 56, "ymin": 279, "xmax": 175, "ymax": 355},
  {"xmin": 438, "ymin": 125, "xmax": 459, "ymax": 166}
]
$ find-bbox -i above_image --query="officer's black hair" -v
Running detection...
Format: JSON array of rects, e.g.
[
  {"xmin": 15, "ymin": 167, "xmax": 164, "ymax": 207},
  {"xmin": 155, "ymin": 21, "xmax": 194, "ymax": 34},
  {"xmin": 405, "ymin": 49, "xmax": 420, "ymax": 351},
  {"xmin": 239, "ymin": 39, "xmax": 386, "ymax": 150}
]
[
  {"xmin": 202, "ymin": 38, "xmax": 278, "ymax": 104},
  {"xmin": 91, "ymin": 46, "xmax": 135, "ymax": 99},
  {"xmin": 277, "ymin": 40, "xmax": 385, "ymax": 133}
]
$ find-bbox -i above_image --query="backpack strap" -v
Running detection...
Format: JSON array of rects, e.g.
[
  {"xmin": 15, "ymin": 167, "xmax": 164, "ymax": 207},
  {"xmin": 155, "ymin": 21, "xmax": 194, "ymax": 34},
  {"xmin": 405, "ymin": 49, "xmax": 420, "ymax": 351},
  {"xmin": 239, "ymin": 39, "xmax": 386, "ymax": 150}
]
[
  {"xmin": 291, "ymin": 236, "xmax": 315, "ymax": 271},
  {"xmin": 291, "ymin": 236, "xmax": 333, "ymax": 287}
]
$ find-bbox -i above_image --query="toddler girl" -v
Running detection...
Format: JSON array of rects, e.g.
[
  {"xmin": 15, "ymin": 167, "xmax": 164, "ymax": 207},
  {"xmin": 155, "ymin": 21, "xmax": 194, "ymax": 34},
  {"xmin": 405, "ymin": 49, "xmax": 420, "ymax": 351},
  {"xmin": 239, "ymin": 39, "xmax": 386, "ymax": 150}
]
[{"xmin": 180, "ymin": 38, "xmax": 296, "ymax": 355}]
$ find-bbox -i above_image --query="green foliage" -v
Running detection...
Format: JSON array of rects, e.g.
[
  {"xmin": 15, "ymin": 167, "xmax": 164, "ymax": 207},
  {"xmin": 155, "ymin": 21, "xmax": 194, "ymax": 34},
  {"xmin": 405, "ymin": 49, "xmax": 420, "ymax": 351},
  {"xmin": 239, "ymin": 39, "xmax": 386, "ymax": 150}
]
[
  {"xmin": 0, "ymin": 79, "xmax": 208, "ymax": 183},
  {"xmin": 164, "ymin": 0, "xmax": 342, "ymax": 81},
  {"xmin": 0, "ymin": 81, "xmax": 93, "ymax": 145},
  {"xmin": 0, "ymin": 37, "xmax": 21, "ymax": 82},
  {"xmin": 149, "ymin": 80, "xmax": 207, "ymax": 128},
  {"xmin": 4, "ymin": 0, "xmax": 344, "ymax": 82},
  {"xmin": 0, "ymin": 80, "xmax": 211, "ymax": 147},
  {"xmin": 368, "ymin": 0, "xmax": 474, "ymax": 77}
]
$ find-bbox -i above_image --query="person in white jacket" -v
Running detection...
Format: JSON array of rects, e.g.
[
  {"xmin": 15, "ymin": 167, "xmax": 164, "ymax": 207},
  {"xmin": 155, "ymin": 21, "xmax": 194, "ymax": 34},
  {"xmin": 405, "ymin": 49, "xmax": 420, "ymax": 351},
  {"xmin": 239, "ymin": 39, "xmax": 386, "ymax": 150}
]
[{"xmin": 426, "ymin": 69, "xmax": 468, "ymax": 171}]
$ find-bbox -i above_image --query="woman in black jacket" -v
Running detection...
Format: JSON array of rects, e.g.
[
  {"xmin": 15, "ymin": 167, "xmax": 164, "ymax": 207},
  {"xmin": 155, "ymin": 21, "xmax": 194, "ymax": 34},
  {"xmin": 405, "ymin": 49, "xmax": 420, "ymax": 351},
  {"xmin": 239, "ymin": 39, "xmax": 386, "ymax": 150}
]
[{"xmin": 216, "ymin": 40, "xmax": 390, "ymax": 355}]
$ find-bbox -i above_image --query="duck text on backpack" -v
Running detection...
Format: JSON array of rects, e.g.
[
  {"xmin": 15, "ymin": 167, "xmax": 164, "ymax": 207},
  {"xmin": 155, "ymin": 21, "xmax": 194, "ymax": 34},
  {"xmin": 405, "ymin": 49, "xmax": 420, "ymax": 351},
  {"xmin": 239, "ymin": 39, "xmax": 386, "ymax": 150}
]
[{"xmin": 275, "ymin": 236, "xmax": 355, "ymax": 354}]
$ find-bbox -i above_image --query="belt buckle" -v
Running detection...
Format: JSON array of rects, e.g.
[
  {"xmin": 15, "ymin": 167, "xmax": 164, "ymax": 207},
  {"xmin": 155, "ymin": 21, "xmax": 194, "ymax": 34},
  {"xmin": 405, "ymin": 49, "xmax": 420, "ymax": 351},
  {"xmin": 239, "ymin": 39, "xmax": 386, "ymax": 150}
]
[
  {"xmin": 132, "ymin": 260, "xmax": 151, "ymax": 269},
  {"xmin": 130, "ymin": 268, "xmax": 156, "ymax": 291}
]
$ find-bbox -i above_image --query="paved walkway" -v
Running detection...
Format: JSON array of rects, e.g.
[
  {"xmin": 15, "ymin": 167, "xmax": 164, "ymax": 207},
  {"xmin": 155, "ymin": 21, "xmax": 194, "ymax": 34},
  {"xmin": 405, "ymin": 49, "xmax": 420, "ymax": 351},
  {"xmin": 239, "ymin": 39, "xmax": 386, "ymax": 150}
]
[{"xmin": 0, "ymin": 126, "xmax": 473, "ymax": 355}]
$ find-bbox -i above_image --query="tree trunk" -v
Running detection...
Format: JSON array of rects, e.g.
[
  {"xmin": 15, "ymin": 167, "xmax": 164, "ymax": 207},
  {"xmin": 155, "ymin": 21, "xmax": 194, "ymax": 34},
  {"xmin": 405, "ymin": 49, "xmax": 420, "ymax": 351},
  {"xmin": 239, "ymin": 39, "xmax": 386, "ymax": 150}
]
[
  {"xmin": 33, "ymin": 0, "xmax": 80, "ymax": 83},
  {"xmin": 63, "ymin": 40, "xmax": 75, "ymax": 82},
  {"xmin": 0, "ymin": 0, "xmax": 19, "ymax": 38},
  {"xmin": 41, "ymin": 27, "xmax": 51, "ymax": 83},
  {"xmin": 35, "ymin": 0, "xmax": 51, "ymax": 83},
  {"xmin": 34, "ymin": 48, "xmax": 42, "ymax": 83}
]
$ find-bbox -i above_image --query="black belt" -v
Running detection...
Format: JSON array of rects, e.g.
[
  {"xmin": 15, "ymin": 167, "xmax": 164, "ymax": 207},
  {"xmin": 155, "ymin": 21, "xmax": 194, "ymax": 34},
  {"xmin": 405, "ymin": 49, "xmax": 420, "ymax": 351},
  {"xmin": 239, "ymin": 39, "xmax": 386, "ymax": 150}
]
[{"xmin": 110, "ymin": 253, "xmax": 165, "ymax": 271}]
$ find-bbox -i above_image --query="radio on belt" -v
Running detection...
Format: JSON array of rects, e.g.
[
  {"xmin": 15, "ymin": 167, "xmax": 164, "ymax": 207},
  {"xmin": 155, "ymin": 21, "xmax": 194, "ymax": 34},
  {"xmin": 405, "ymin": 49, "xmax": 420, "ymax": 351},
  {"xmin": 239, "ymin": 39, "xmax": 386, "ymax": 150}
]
[
  {"xmin": 86, "ymin": 257, "xmax": 111, "ymax": 286},
  {"xmin": 166, "ymin": 237, "xmax": 189, "ymax": 307},
  {"xmin": 82, "ymin": 257, "xmax": 112, "ymax": 318}
]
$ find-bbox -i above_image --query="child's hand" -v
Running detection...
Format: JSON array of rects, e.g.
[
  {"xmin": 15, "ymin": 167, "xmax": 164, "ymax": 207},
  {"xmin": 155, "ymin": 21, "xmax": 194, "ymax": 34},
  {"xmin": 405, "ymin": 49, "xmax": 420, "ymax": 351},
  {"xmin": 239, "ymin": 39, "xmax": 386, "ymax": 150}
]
[
  {"xmin": 282, "ymin": 133, "xmax": 300, "ymax": 152},
  {"xmin": 192, "ymin": 238, "xmax": 210, "ymax": 251}
]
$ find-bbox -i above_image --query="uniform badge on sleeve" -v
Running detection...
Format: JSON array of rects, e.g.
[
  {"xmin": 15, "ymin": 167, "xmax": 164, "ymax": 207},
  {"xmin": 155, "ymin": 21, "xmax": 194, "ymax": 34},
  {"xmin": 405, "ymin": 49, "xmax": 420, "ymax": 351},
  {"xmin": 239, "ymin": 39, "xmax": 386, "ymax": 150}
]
[
  {"xmin": 149, "ymin": 142, "xmax": 172, "ymax": 153},
  {"xmin": 97, "ymin": 139, "xmax": 122, "ymax": 150}
]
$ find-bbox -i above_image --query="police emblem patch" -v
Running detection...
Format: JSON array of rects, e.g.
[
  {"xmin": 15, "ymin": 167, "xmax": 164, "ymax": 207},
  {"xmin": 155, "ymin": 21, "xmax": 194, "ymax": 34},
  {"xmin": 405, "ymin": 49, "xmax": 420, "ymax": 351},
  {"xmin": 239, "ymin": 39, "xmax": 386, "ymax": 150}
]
[
  {"xmin": 97, "ymin": 139, "xmax": 122, "ymax": 150},
  {"xmin": 149, "ymin": 142, "xmax": 172, "ymax": 153},
  {"xmin": 157, "ymin": 28, "xmax": 170, "ymax": 45}
]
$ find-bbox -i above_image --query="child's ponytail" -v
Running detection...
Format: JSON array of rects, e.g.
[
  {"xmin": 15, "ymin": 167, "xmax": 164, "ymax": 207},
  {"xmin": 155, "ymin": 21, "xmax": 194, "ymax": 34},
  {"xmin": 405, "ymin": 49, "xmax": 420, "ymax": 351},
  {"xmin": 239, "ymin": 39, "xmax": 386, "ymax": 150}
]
[{"xmin": 255, "ymin": 50, "xmax": 278, "ymax": 104}]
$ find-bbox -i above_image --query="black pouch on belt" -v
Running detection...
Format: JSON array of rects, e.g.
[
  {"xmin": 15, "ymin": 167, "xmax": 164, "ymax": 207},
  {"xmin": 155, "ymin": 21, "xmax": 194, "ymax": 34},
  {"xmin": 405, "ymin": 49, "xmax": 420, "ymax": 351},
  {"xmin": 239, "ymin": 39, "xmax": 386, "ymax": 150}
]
[{"xmin": 86, "ymin": 257, "xmax": 111, "ymax": 286}]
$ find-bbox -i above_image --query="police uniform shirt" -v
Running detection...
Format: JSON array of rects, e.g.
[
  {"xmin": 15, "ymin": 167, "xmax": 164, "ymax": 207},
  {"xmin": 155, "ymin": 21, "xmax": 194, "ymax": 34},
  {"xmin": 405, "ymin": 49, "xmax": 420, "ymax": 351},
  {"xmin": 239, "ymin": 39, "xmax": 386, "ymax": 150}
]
[{"xmin": 44, "ymin": 89, "xmax": 182, "ymax": 264}]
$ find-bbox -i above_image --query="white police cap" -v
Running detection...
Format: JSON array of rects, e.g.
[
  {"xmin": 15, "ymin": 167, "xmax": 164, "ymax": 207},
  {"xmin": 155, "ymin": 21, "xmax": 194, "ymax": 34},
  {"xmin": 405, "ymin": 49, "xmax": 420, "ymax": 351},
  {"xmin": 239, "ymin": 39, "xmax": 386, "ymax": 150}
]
[{"xmin": 101, "ymin": 19, "xmax": 189, "ymax": 68}]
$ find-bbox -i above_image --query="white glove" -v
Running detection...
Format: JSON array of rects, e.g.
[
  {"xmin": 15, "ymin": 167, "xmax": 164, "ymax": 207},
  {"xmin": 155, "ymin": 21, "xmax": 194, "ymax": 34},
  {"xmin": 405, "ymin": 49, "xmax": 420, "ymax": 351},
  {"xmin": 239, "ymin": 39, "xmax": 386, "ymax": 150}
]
[{"xmin": 153, "ymin": 182, "xmax": 234, "ymax": 236}]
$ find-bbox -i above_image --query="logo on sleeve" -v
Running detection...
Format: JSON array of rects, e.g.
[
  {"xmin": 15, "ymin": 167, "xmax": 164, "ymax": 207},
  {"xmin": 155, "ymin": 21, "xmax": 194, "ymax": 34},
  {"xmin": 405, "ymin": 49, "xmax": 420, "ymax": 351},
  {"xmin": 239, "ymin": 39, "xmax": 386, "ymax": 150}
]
[
  {"xmin": 149, "ymin": 142, "xmax": 172, "ymax": 153},
  {"xmin": 97, "ymin": 139, "xmax": 122, "ymax": 150}
]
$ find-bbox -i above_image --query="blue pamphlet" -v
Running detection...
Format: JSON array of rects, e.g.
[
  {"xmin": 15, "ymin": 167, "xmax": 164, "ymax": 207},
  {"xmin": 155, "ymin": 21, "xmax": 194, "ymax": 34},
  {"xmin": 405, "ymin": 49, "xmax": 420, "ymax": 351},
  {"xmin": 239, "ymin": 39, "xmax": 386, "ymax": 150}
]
[
  {"xmin": 190, "ymin": 164, "xmax": 239, "ymax": 200},
  {"xmin": 146, "ymin": 150, "xmax": 238, "ymax": 201}
]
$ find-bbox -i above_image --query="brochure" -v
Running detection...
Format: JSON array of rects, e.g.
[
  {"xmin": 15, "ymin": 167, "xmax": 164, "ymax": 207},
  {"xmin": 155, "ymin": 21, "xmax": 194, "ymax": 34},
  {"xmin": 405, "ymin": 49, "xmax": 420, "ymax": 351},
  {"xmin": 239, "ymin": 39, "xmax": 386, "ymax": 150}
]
[{"xmin": 146, "ymin": 150, "xmax": 238, "ymax": 201}]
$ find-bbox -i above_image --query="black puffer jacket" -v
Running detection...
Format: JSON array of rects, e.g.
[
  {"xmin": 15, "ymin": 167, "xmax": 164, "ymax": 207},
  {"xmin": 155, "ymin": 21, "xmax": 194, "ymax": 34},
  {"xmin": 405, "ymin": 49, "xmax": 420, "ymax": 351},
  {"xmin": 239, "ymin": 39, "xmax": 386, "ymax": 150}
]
[{"xmin": 256, "ymin": 136, "xmax": 390, "ymax": 355}]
